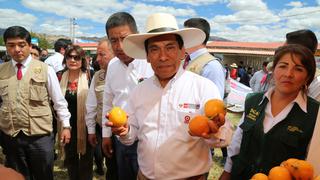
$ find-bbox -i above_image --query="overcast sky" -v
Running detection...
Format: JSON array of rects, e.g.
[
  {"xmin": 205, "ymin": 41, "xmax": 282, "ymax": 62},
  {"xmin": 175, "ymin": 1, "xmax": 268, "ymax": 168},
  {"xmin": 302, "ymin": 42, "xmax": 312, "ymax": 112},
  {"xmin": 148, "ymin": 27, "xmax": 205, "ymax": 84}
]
[{"xmin": 1, "ymin": 0, "xmax": 320, "ymax": 42}]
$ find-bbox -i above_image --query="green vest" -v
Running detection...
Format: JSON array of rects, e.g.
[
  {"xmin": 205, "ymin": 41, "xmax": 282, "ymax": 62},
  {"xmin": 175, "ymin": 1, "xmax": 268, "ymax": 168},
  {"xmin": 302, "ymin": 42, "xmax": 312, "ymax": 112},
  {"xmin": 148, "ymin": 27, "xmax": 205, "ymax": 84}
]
[
  {"xmin": 93, "ymin": 69, "xmax": 106, "ymax": 126},
  {"xmin": 0, "ymin": 60, "xmax": 52, "ymax": 137},
  {"xmin": 231, "ymin": 93, "xmax": 319, "ymax": 180}
]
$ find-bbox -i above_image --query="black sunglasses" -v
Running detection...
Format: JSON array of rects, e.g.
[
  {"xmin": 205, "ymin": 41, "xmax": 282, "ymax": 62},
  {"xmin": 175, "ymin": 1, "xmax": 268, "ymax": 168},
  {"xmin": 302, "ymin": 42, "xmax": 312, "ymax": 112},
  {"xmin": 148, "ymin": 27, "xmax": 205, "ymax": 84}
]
[{"xmin": 67, "ymin": 54, "xmax": 81, "ymax": 61}]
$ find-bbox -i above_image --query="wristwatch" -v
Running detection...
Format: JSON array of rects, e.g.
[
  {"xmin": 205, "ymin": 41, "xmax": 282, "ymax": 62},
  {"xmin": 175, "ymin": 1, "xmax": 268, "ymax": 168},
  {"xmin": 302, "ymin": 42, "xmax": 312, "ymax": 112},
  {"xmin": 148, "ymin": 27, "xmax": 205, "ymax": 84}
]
[{"xmin": 63, "ymin": 126, "xmax": 72, "ymax": 130}]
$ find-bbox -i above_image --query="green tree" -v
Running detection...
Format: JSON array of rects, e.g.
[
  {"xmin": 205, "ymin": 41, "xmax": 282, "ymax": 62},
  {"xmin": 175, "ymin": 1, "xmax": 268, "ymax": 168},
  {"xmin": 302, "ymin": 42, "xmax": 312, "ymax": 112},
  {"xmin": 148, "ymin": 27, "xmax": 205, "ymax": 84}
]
[
  {"xmin": 0, "ymin": 36, "xmax": 4, "ymax": 46},
  {"xmin": 30, "ymin": 32, "xmax": 53, "ymax": 49}
]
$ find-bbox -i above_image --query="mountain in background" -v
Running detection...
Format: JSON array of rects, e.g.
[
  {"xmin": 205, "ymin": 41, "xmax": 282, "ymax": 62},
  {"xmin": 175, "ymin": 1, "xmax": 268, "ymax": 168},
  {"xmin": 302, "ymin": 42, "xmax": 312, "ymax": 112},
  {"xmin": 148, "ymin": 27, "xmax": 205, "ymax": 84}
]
[{"xmin": 0, "ymin": 28, "xmax": 230, "ymax": 45}]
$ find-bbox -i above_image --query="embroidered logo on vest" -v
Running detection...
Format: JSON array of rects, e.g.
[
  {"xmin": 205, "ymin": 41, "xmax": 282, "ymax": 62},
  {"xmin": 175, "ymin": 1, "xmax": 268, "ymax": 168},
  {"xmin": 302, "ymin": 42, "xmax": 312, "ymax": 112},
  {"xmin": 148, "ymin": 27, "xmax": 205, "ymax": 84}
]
[
  {"xmin": 246, "ymin": 108, "xmax": 259, "ymax": 121},
  {"xmin": 287, "ymin": 125, "xmax": 303, "ymax": 133},
  {"xmin": 34, "ymin": 67, "xmax": 42, "ymax": 74}
]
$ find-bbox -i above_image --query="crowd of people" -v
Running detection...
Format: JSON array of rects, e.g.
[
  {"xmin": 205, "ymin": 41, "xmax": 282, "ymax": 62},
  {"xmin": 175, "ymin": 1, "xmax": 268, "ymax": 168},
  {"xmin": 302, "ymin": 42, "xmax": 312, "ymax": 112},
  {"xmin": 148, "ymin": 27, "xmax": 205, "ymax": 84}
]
[{"xmin": 0, "ymin": 11, "xmax": 320, "ymax": 180}]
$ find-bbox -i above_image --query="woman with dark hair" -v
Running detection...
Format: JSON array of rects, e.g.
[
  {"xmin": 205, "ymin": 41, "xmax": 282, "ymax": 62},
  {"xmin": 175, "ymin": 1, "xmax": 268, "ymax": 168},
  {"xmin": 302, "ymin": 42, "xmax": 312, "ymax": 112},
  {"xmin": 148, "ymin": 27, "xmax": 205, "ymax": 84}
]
[
  {"xmin": 59, "ymin": 45, "xmax": 93, "ymax": 180},
  {"xmin": 220, "ymin": 44, "xmax": 319, "ymax": 180}
]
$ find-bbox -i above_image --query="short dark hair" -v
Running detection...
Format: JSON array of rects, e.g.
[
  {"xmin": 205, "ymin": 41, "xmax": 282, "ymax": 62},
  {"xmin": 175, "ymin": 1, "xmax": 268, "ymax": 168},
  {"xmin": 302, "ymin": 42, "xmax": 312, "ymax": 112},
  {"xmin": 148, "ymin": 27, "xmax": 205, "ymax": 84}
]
[
  {"xmin": 144, "ymin": 34, "xmax": 184, "ymax": 55},
  {"xmin": 273, "ymin": 44, "xmax": 316, "ymax": 86},
  {"xmin": 286, "ymin": 29, "xmax": 318, "ymax": 54},
  {"xmin": 31, "ymin": 44, "xmax": 41, "ymax": 55},
  {"xmin": 3, "ymin": 26, "xmax": 31, "ymax": 44},
  {"xmin": 62, "ymin": 45, "xmax": 87, "ymax": 72},
  {"xmin": 54, "ymin": 38, "xmax": 72, "ymax": 52},
  {"xmin": 262, "ymin": 61, "xmax": 269, "ymax": 67},
  {"xmin": 105, "ymin": 12, "xmax": 138, "ymax": 37},
  {"xmin": 184, "ymin": 18, "xmax": 210, "ymax": 45}
]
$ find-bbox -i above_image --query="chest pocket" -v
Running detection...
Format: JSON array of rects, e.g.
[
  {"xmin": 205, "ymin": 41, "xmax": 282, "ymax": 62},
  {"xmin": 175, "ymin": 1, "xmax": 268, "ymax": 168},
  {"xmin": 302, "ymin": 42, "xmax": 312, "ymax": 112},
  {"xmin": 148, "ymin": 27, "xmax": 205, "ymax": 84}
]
[
  {"xmin": 174, "ymin": 103, "xmax": 202, "ymax": 142},
  {"xmin": 29, "ymin": 77, "xmax": 47, "ymax": 102}
]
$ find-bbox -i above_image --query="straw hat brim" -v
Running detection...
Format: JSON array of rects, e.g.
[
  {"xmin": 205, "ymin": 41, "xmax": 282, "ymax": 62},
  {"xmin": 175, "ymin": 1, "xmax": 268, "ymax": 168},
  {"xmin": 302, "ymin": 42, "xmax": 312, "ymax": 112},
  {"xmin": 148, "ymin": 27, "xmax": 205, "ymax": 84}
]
[{"xmin": 123, "ymin": 28, "xmax": 205, "ymax": 59}]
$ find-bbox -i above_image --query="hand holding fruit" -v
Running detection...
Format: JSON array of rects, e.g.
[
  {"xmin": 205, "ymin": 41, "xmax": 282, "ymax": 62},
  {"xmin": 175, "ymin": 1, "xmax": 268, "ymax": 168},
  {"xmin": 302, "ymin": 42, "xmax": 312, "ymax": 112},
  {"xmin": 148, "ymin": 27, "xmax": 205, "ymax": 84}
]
[
  {"xmin": 105, "ymin": 107, "xmax": 129, "ymax": 137},
  {"xmin": 189, "ymin": 99, "xmax": 226, "ymax": 138}
]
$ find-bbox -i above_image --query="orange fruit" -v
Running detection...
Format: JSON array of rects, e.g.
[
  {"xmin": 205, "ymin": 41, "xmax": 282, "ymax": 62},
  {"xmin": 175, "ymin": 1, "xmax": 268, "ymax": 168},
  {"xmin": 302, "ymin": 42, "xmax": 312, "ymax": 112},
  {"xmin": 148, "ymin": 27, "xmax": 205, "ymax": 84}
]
[
  {"xmin": 204, "ymin": 99, "xmax": 226, "ymax": 119},
  {"xmin": 188, "ymin": 115, "xmax": 210, "ymax": 136},
  {"xmin": 108, "ymin": 106, "xmax": 127, "ymax": 127},
  {"xmin": 291, "ymin": 160, "xmax": 313, "ymax": 180},
  {"xmin": 281, "ymin": 158, "xmax": 314, "ymax": 180},
  {"xmin": 268, "ymin": 166, "xmax": 292, "ymax": 180},
  {"xmin": 314, "ymin": 175, "xmax": 320, "ymax": 180},
  {"xmin": 251, "ymin": 173, "xmax": 269, "ymax": 180}
]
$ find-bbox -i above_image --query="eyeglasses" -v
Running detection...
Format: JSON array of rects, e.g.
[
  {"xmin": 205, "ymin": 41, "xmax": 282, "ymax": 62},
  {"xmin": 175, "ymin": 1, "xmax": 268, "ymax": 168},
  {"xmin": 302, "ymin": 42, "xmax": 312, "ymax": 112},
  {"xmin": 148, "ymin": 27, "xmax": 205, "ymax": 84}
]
[{"xmin": 67, "ymin": 54, "xmax": 81, "ymax": 61}]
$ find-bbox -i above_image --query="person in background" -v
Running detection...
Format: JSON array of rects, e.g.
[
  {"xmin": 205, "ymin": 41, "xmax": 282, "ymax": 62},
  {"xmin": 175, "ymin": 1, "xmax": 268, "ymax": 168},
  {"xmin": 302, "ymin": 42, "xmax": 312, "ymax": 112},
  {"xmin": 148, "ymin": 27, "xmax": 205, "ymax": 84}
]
[
  {"xmin": 183, "ymin": 17, "xmax": 225, "ymax": 98},
  {"xmin": 102, "ymin": 12, "xmax": 154, "ymax": 180},
  {"xmin": 45, "ymin": 38, "xmax": 72, "ymax": 73},
  {"xmin": 219, "ymin": 44, "xmax": 319, "ymax": 180},
  {"xmin": 285, "ymin": 29, "xmax": 320, "ymax": 174},
  {"xmin": 229, "ymin": 63, "xmax": 238, "ymax": 80},
  {"xmin": 1, "ymin": 54, "xmax": 11, "ymax": 62},
  {"xmin": 258, "ymin": 61, "xmax": 273, "ymax": 92},
  {"xmin": 107, "ymin": 12, "xmax": 225, "ymax": 180},
  {"xmin": 59, "ymin": 45, "xmax": 93, "ymax": 180},
  {"xmin": 285, "ymin": 29, "xmax": 320, "ymax": 101},
  {"xmin": 85, "ymin": 39, "xmax": 118, "ymax": 179},
  {"xmin": 40, "ymin": 49, "xmax": 49, "ymax": 62},
  {"xmin": 249, "ymin": 61, "xmax": 268, "ymax": 92},
  {"xmin": 30, "ymin": 44, "xmax": 41, "ymax": 60},
  {"xmin": 0, "ymin": 26, "xmax": 71, "ymax": 180},
  {"xmin": 183, "ymin": 17, "xmax": 228, "ymax": 159}
]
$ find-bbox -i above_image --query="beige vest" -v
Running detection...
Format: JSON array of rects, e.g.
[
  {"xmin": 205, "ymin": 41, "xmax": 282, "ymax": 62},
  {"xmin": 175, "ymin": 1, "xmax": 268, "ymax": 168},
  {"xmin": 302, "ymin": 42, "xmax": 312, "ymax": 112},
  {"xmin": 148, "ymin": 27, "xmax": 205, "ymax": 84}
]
[
  {"xmin": 93, "ymin": 70, "xmax": 106, "ymax": 126},
  {"xmin": 186, "ymin": 52, "xmax": 230, "ymax": 96},
  {"xmin": 186, "ymin": 52, "xmax": 216, "ymax": 74},
  {"xmin": 0, "ymin": 60, "xmax": 52, "ymax": 137}
]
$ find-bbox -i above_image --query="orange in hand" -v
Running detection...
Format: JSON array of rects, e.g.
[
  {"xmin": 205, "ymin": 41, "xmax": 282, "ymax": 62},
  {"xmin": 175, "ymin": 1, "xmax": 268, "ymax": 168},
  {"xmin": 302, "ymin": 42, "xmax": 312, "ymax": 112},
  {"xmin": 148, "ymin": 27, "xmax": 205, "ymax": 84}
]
[
  {"xmin": 188, "ymin": 115, "xmax": 210, "ymax": 136},
  {"xmin": 108, "ymin": 107, "xmax": 127, "ymax": 127},
  {"xmin": 204, "ymin": 99, "xmax": 226, "ymax": 119}
]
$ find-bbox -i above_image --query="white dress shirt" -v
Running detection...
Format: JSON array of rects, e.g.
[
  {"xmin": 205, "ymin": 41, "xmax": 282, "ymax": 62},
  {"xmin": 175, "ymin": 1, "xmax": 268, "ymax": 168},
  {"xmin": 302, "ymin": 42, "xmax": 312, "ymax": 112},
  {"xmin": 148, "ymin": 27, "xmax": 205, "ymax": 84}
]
[
  {"xmin": 102, "ymin": 58, "xmax": 154, "ymax": 137},
  {"xmin": 308, "ymin": 75, "xmax": 320, "ymax": 101},
  {"xmin": 224, "ymin": 88, "xmax": 307, "ymax": 172},
  {"xmin": 44, "ymin": 52, "xmax": 64, "ymax": 73},
  {"xmin": 119, "ymin": 67, "xmax": 222, "ymax": 179},
  {"xmin": 85, "ymin": 73, "xmax": 100, "ymax": 134},
  {"xmin": 11, "ymin": 55, "xmax": 71, "ymax": 127}
]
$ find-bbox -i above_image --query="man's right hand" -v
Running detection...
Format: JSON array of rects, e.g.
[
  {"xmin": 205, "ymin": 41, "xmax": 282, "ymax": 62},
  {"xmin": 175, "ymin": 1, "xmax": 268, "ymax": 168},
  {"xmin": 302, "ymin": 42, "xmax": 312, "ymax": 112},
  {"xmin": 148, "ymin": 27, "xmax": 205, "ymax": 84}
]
[
  {"xmin": 102, "ymin": 137, "xmax": 113, "ymax": 158},
  {"xmin": 88, "ymin": 134, "xmax": 97, "ymax": 147}
]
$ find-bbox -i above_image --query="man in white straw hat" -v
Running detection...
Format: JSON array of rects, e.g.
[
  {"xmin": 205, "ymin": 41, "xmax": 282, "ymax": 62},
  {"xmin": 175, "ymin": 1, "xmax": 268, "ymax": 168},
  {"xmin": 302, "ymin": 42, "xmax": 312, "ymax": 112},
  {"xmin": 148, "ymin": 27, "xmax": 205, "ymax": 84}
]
[
  {"xmin": 107, "ymin": 12, "xmax": 225, "ymax": 179},
  {"xmin": 101, "ymin": 12, "xmax": 154, "ymax": 180}
]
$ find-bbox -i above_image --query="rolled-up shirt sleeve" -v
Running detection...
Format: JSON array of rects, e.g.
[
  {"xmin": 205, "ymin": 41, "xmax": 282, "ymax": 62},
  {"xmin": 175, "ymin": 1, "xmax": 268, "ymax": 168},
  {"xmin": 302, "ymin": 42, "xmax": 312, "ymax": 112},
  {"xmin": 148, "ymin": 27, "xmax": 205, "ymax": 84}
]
[
  {"xmin": 47, "ymin": 66, "xmax": 70, "ymax": 127},
  {"xmin": 224, "ymin": 114, "xmax": 244, "ymax": 173},
  {"xmin": 85, "ymin": 75, "xmax": 98, "ymax": 134}
]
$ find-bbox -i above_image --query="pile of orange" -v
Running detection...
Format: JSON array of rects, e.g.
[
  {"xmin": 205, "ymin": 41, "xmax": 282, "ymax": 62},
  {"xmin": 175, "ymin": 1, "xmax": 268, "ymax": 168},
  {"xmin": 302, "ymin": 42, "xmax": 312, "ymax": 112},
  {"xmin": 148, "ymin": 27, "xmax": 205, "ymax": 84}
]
[
  {"xmin": 188, "ymin": 99, "xmax": 226, "ymax": 136},
  {"xmin": 251, "ymin": 158, "xmax": 319, "ymax": 180}
]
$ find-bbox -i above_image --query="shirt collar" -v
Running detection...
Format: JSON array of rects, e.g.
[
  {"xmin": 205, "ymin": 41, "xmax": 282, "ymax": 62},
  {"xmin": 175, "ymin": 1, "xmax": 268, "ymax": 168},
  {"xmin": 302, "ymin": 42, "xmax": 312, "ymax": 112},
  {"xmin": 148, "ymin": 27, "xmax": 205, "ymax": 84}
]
[
  {"xmin": 189, "ymin": 48, "xmax": 207, "ymax": 61},
  {"xmin": 153, "ymin": 65, "xmax": 184, "ymax": 88},
  {"xmin": 260, "ymin": 88, "xmax": 307, "ymax": 113},
  {"xmin": 11, "ymin": 54, "xmax": 32, "ymax": 67}
]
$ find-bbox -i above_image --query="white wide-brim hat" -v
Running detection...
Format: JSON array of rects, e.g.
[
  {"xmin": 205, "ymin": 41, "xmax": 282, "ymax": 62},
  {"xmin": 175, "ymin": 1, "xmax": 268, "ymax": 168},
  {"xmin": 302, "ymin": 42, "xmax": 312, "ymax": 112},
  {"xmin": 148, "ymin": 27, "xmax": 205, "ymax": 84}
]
[
  {"xmin": 230, "ymin": 63, "xmax": 238, "ymax": 68},
  {"xmin": 123, "ymin": 13, "xmax": 206, "ymax": 59}
]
